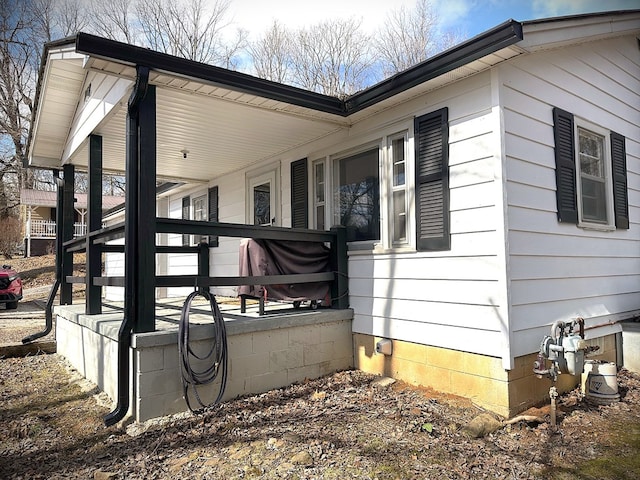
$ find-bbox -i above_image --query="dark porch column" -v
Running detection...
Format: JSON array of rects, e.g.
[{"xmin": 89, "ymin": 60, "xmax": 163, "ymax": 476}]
[
  {"xmin": 60, "ymin": 163, "xmax": 75, "ymax": 304},
  {"xmin": 136, "ymin": 83, "xmax": 157, "ymax": 332},
  {"xmin": 125, "ymin": 75, "xmax": 156, "ymax": 333},
  {"xmin": 86, "ymin": 134, "xmax": 103, "ymax": 314}
]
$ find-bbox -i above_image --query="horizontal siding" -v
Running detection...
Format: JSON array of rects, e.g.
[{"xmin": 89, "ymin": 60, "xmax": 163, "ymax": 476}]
[
  {"xmin": 352, "ymin": 314, "xmax": 504, "ymax": 357},
  {"xmin": 502, "ymin": 36, "xmax": 640, "ymax": 357},
  {"xmin": 349, "ymin": 72, "xmax": 508, "ymax": 357}
]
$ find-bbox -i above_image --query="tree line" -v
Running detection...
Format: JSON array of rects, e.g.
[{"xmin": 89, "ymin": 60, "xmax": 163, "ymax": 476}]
[{"xmin": 0, "ymin": 0, "xmax": 463, "ymax": 219}]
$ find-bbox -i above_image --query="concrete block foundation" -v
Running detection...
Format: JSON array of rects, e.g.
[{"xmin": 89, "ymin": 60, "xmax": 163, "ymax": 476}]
[
  {"xmin": 354, "ymin": 333, "xmax": 617, "ymax": 418},
  {"xmin": 55, "ymin": 303, "xmax": 353, "ymax": 423}
]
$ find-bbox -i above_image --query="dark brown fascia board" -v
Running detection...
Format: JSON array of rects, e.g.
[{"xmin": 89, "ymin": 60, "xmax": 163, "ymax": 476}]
[
  {"xmin": 74, "ymin": 33, "xmax": 347, "ymax": 116},
  {"xmin": 24, "ymin": 17, "xmax": 524, "ymax": 168},
  {"xmin": 74, "ymin": 20, "xmax": 523, "ymax": 118},
  {"xmin": 345, "ymin": 20, "xmax": 523, "ymax": 114}
]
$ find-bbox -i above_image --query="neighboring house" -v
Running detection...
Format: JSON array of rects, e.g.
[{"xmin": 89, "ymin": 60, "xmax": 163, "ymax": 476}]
[
  {"xmin": 20, "ymin": 188, "xmax": 124, "ymax": 256},
  {"xmin": 25, "ymin": 10, "xmax": 639, "ymax": 422}
]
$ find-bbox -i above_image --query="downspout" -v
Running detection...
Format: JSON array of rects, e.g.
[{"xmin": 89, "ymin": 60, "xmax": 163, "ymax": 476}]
[
  {"xmin": 22, "ymin": 173, "xmax": 64, "ymax": 344},
  {"xmin": 104, "ymin": 65, "xmax": 149, "ymax": 427}
]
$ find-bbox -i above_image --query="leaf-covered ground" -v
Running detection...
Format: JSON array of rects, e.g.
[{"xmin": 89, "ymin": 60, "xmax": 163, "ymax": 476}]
[
  {"xmin": 2, "ymin": 255, "xmax": 639, "ymax": 479},
  {"xmin": 0, "ymin": 352, "xmax": 639, "ymax": 480}
]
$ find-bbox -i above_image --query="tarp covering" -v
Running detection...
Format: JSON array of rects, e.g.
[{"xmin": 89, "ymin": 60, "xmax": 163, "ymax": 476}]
[{"xmin": 238, "ymin": 238, "xmax": 331, "ymax": 304}]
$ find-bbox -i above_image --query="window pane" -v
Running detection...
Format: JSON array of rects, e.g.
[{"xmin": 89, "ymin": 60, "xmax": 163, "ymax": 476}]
[
  {"xmin": 254, "ymin": 183, "xmax": 271, "ymax": 225},
  {"xmin": 581, "ymin": 177, "xmax": 607, "ymax": 223},
  {"xmin": 335, "ymin": 148, "xmax": 380, "ymax": 241},
  {"xmin": 392, "ymin": 190, "xmax": 406, "ymax": 243},
  {"xmin": 579, "ymin": 128, "xmax": 604, "ymax": 178},
  {"xmin": 315, "ymin": 162, "xmax": 325, "ymax": 203},
  {"xmin": 392, "ymin": 138, "xmax": 405, "ymax": 186},
  {"xmin": 316, "ymin": 205, "xmax": 325, "ymax": 230}
]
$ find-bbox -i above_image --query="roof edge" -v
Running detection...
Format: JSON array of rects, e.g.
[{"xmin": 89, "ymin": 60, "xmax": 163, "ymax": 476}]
[
  {"xmin": 74, "ymin": 32, "xmax": 346, "ymax": 116},
  {"xmin": 345, "ymin": 19, "xmax": 523, "ymax": 114},
  {"xmin": 521, "ymin": 8, "xmax": 640, "ymax": 26}
]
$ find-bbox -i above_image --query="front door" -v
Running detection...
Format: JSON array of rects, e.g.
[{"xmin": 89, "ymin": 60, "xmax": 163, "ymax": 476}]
[{"xmin": 248, "ymin": 170, "xmax": 278, "ymax": 226}]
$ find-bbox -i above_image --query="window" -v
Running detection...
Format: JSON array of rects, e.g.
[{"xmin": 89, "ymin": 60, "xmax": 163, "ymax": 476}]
[
  {"xmin": 181, "ymin": 193, "xmax": 209, "ymax": 246},
  {"xmin": 333, "ymin": 147, "xmax": 380, "ymax": 242},
  {"xmin": 553, "ymin": 107, "xmax": 629, "ymax": 230},
  {"xmin": 388, "ymin": 133, "xmax": 409, "ymax": 245},
  {"xmin": 578, "ymin": 127, "xmax": 607, "ymax": 224},
  {"xmin": 313, "ymin": 160, "xmax": 326, "ymax": 230},
  {"xmin": 289, "ymin": 108, "xmax": 450, "ymax": 251}
]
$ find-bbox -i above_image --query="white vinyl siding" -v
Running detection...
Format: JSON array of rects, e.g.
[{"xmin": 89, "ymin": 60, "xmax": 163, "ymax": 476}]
[
  {"xmin": 348, "ymin": 72, "xmax": 509, "ymax": 361},
  {"xmin": 502, "ymin": 36, "xmax": 640, "ymax": 358}
]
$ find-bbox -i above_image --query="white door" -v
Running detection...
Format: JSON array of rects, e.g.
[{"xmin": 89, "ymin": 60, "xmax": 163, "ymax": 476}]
[{"xmin": 248, "ymin": 170, "xmax": 278, "ymax": 226}]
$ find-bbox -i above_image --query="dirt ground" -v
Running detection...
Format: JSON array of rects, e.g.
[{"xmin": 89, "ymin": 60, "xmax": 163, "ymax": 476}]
[{"xmin": 1, "ymin": 255, "xmax": 639, "ymax": 479}]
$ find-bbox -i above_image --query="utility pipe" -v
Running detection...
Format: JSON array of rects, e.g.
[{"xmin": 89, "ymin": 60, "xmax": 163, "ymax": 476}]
[{"xmin": 104, "ymin": 65, "xmax": 149, "ymax": 427}]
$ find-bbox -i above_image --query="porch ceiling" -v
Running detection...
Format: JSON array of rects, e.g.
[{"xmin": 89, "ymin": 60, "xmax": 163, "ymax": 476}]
[
  {"xmin": 28, "ymin": 20, "xmax": 527, "ymax": 182},
  {"xmin": 31, "ymin": 50, "xmax": 349, "ymax": 182}
]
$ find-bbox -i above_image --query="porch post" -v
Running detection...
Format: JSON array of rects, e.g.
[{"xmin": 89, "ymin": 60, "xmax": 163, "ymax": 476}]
[
  {"xmin": 135, "ymin": 84, "xmax": 156, "ymax": 332},
  {"xmin": 60, "ymin": 163, "xmax": 75, "ymax": 304},
  {"xmin": 330, "ymin": 225, "xmax": 349, "ymax": 309},
  {"xmin": 86, "ymin": 134, "xmax": 103, "ymax": 314}
]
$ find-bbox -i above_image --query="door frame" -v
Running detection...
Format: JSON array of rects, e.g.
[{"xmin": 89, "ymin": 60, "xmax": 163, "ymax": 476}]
[{"xmin": 246, "ymin": 161, "xmax": 280, "ymax": 226}]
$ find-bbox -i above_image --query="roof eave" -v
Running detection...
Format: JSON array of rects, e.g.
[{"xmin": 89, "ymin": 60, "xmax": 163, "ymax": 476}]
[
  {"xmin": 345, "ymin": 19, "xmax": 523, "ymax": 114},
  {"xmin": 74, "ymin": 32, "xmax": 346, "ymax": 116}
]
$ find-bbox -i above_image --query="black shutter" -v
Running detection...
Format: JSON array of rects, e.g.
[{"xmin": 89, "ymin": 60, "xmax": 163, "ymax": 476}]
[
  {"xmin": 208, "ymin": 186, "xmax": 219, "ymax": 246},
  {"xmin": 553, "ymin": 107, "xmax": 578, "ymax": 224},
  {"xmin": 611, "ymin": 132, "xmax": 629, "ymax": 229},
  {"xmin": 414, "ymin": 108, "xmax": 450, "ymax": 251},
  {"xmin": 181, "ymin": 196, "xmax": 190, "ymax": 246},
  {"xmin": 291, "ymin": 158, "xmax": 308, "ymax": 229}
]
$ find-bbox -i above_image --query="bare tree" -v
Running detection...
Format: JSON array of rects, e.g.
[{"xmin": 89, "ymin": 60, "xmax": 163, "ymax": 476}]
[
  {"xmin": 248, "ymin": 21, "xmax": 292, "ymax": 83},
  {"xmin": 290, "ymin": 18, "xmax": 373, "ymax": 97},
  {"xmin": 135, "ymin": 0, "xmax": 244, "ymax": 66},
  {"xmin": 91, "ymin": 0, "xmax": 137, "ymax": 43},
  {"xmin": 374, "ymin": 0, "xmax": 464, "ymax": 77},
  {"xmin": 0, "ymin": 0, "xmax": 39, "ymax": 216}
]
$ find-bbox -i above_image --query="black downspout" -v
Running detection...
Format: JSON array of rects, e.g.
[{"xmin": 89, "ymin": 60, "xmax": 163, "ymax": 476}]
[
  {"xmin": 104, "ymin": 65, "xmax": 149, "ymax": 427},
  {"xmin": 21, "ymin": 171, "xmax": 64, "ymax": 344}
]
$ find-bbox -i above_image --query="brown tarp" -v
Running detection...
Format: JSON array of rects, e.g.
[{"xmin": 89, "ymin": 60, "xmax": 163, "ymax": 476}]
[{"xmin": 238, "ymin": 238, "xmax": 331, "ymax": 304}]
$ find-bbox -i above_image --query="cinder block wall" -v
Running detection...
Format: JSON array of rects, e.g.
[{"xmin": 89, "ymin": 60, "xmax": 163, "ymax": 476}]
[
  {"xmin": 135, "ymin": 318, "xmax": 353, "ymax": 422},
  {"xmin": 354, "ymin": 333, "xmax": 617, "ymax": 418},
  {"xmin": 55, "ymin": 305, "xmax": 353, "ymax": 423}
]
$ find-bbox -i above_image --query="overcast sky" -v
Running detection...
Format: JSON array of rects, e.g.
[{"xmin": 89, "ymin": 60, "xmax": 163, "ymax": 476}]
[{"xmin": 226, "ymin": 0, "xmax": 639, "ymax": 39}]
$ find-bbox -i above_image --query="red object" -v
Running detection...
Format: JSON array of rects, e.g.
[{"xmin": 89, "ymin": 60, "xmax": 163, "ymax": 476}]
[{"xmin": 0, "ymin": 264, "xmax": 23, "ymax": 310}]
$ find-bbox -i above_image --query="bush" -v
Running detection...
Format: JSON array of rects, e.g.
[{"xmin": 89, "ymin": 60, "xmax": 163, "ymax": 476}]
[{"xmin": 0, "ymin": 215, "xmax": 22, "ymax": 258}]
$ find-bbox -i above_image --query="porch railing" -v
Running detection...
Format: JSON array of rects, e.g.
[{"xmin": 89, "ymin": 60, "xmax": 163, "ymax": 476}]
[
  {"xmin": 26, "ymin": 219, "xmax": 88, "ymax": 238},
  {"xmin": 60, "ymin": 218, "xmax": 349, "ymax": 332}
]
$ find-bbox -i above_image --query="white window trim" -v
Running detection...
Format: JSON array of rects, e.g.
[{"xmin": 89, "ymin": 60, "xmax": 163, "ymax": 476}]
[
  {"xmin": 312, "ymin": 157, "xmax": 328, "ymax": 230},
  {"xmin": 190, "ymin": 192, "xmax": 208, "ymax": 245},
  {"xmin": 383, "ymin": 130, "xmax": 415, "ymax": 250},
  {"xmin": 574, "ymin": 118, "xmax": 616, "ymax": 232}
]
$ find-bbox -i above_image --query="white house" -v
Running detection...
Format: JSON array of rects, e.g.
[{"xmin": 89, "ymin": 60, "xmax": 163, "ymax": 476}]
[{"xmin": 25, "ymin": 10, "xmax": 639, "ymax": 423}]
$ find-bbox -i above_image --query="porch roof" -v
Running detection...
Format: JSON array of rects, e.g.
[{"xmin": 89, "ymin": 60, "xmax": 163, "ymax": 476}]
[
  {"xmin": 26, "ymin": 19, "xmax": 524, "ymax": 182},
  {"xmin": 20, "ymin": 188, "xmax": 125, "ymax": 210},
  {"xmin": 25, "ymin": 10, "xmax": 640, "ymax": 183}
]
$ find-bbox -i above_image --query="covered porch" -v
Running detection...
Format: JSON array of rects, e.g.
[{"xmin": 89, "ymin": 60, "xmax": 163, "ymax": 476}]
[{"xmin": 25, "ymin": 33, "xmax": 353, "ymax": 424}]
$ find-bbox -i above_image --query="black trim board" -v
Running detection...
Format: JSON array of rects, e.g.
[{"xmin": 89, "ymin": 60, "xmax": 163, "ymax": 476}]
[{"xmin": 72, "ymin": 20, "xmax": 522, "ymax": 118}]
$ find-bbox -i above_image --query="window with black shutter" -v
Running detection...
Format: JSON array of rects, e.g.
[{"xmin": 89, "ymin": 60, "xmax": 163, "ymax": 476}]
[
  {"xmin": 414, "ymin": 108, "xmax": 450, "ymax": 251},
  {"xmin": 553, "ymin": 106, "xmax": 629, "ymax": 230}
]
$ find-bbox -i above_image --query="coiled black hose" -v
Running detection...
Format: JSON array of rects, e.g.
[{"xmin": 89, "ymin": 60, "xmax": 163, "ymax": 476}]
[{"xmin": 178, "ymin": 290, "xmax": 228, "ymax": 413}]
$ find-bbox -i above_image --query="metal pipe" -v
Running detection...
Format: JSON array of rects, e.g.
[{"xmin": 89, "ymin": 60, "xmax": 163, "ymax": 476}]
[
  {"xmin": 22, "ymin": 173, "xmax": 64, "ymax": 344},
  {"xmin": 104, "ymin": 65, "xmax": 149, "ymax": 427},
  {"xmin": 549, "ymin": 386, "xmax": 558, "ymax": 431}
]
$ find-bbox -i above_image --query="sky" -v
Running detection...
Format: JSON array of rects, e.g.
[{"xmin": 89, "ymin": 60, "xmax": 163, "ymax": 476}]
[{"xmin": 226, "ymin": 0, "xmax": 640, "ymax": 40}]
